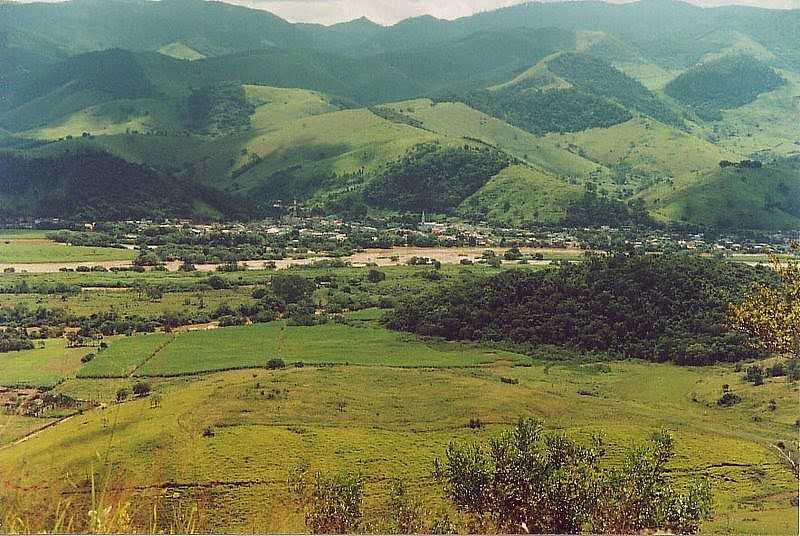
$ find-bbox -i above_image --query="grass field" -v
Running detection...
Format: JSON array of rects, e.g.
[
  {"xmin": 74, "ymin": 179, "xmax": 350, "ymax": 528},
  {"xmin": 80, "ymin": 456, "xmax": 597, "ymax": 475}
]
[
  {"xmin": 0, "ymin": 358, "xmax": 795, "ymax": 533},
  {"xmin": 77, "ymin": 333, "xmax": 176, "ymax": 378},
  {"xmin": 0, "ymin": 339, "xmax": 88, "ymax": 388},
  {"xmin": 91, "ymin": 322, "xmax": 524, "ymax": 377},
  {"xmin": 0, "ymin": 236, "xmax": 135, "ymax": 264}
]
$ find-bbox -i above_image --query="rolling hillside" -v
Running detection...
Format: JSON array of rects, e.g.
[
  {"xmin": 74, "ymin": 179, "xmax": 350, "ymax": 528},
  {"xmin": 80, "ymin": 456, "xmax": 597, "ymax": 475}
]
[
  {"xmin": 0, "ymin": 0, "xmax": 797, "ymax": 230},
  {"xmin": 643, "ymin": 160, "xmax": 800, "ymax": 230}
]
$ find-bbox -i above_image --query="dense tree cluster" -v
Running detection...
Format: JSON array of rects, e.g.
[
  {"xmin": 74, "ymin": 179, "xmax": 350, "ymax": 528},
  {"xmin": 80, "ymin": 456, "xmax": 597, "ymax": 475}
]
[
  {"xmin": 386, "ymin": 253, "xmax": 773, "ymax": 365},
  {"xmin": 461, "ymin": 87, "xmax": 632, "ymax": 135},
  {"xmin": 0, "ymin": 150, "xmax": 251, "ymax": 221},
  {"xmin": 363, "ymin": 143, "xmax": 512, "ymax": 212},
  {"xmin": 185, "ymin": 82, "xmax": 255, "ymax": 135},
  {"xmin": 563, "ymin": 190, "xmax": 654, "ymax": 227},
  {"xmin": 0, "ymin": 327, "xmax": 34, "ymax": 353},
  {"xmin": 665, "ymin": 55, "xmax": 785, "ymax": 121},
  {"xmin": 545, "ymin": 53, "xmax": 681, "ymax": 127}
]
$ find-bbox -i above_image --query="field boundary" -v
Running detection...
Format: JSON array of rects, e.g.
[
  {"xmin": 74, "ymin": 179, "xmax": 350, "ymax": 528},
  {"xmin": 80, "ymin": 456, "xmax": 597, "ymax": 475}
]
[{"xmin": 128, "ymin": 334, "xmax": 177, "ymax": 377}]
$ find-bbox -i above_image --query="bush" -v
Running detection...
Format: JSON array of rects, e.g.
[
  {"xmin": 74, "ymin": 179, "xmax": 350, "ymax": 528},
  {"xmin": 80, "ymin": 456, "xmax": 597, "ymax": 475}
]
[
  {"xmin": 116, "ymin": 388, "xmax": 130, "ymax": 403},
  {"xmin": 745, "ymin": 365, "xmax": 764, "ymax": 385},
  {"xmin": 81, "ymin": 353, "xmax": 95, "ymax": 363},
  {"xmin": 132, "ymin": 382, "xmax": 151, "ymax": 397},
  {"xmin": 717, "ymin": 392, "xmax": 741, "ymax": 407},
  {"xmin": 266, "ymin": 358, "xmax": 286, "ymax": 370},
  {"xmin": 367, "ymin": 269, "xmax": 386, "ymax": 284},
  {"xmin": 436, "ymin": 418, "xmax": 712, "ymax": 534},
  {"xmin": 207, "ymin": 275, "xmax": 229, "ymax": 290}
]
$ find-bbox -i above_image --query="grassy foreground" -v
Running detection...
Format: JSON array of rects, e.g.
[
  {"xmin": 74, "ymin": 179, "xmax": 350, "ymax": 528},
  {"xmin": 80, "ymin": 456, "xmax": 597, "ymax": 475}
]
[{"xmin": 0, "ymin": 344, "xmax": 796, "ymax": 533}]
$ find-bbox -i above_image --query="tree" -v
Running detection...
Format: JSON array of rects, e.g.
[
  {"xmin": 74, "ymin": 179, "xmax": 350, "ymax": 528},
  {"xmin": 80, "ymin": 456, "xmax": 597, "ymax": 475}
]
[
  {"xmin": 271, "ymin": 274, "xmax": 315, "ymax": 304},
  {"xmin": 731, "ymin": 246, "xmax": 800, "ymax": 358},
  {"xmin": 367, "ymin": 269, "xmax": 387, "ymax": 284},
  {"xmin": 435, "ymin": 418, "xmax": 712, "ymax": 534}
]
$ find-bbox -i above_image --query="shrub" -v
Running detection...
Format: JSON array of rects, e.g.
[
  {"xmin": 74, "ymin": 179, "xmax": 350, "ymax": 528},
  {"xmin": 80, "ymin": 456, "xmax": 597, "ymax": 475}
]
[
  {"xmin": 436, "ymin": 418, "xmax": 712, "ymax": 534},
  {"xmin": 500, "ymin": 377, "xmax": 519, "ymax": 385},
  {"xmin": 132, "ymin": 382, "xmax": 151, "ymax": 397},
  {"xmin": 745, "ymin": 365, "xmax": 764, "ymax": 385},
  {"xmin": 267, "ymin": 358, "xmax": 286, "ymax": 370},
  {"xmin": 207, "ymin": 275, "xmax": 229, "ymax": 290},
  {"xmin": 291, "ymin": 464, "xmax": 364, "ymax": 534},
  {"xmin": 717, "ymin": 392, "xmax": 741, "ymax": 407},
  {"xmin": 367, "ymin": 269, "xmax": 386, "ymax": 284},
  {"xmin": 81, "ymin": 353, "xmax": 95, "ymax": 363},
  {"xmin": 116, "ymin": 388, "xmax": 130, "ymax": 403}
]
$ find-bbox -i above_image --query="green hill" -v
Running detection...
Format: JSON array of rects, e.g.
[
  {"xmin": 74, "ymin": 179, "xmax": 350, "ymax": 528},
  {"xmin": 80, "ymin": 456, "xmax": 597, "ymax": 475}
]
[
  {"xmin": 665, "ymin": 55, "xmax": 787, "ymax": 121},
  {"xmin": 643, "ymin": 161, "xmax": 800, "ymax": 230},
  {"xmin": 460, "ymin": 164, "xmax": 583, "ymax": 225},
  {"xmin": 0, "ymin": 149, "xmax": 248, "ymax": 221},
  {"xmin": 544, "ymin": 117, "xmax": 741, "ymax": 195},
  {"xmin": 460, "ymin": 52, "xmax": 681, "ymax": 136}
]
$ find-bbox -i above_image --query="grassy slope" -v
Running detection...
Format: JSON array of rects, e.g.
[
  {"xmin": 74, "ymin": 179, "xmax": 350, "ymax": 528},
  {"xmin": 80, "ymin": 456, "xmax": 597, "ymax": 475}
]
[
  {"xmin": 245, "ymin": 85, "xmax": 340, "ymax": 131},
  {"xmin": 22, "ymin": 98, "xmax": 184, "ymax": 140},
  {"xmin": 379, "ymin": 98, "xmax": 602, "ymax": 179},
  {"xmin": 231, "ymin": 108, "xmax": 441, "ymax": 195},
  {"xmin": 643, "ymin": 165, "xmax": 800, "ymax": 230},
  {"xmin": 0, "ymin": 358, "xmax": 793, "ymax": 533},
  {"xmin": 460, "ymin": 164, "xmax": 582, "ymax": 225},
  {"xmin": 157, "ymin": 42, "xmax": 206, "ymax": 61},
  {"xmin": 544, "ymin": 117, "xmax": 740, "ymax": 180},
  {"xmin": 701, "ymin": 69, "xmax": 800, "ymax": 158}
]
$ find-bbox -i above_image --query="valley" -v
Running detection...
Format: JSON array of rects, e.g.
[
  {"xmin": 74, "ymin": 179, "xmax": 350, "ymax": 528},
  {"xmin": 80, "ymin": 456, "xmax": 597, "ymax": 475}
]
[{"xmin": 0, "ymin": 0, "xmax": 798, "ymax": 533}]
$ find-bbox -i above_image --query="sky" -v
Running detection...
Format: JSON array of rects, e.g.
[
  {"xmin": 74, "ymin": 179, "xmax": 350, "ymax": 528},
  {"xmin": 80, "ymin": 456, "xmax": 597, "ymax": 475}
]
[
  {"xmin": 221, "ymin": 0, "xmax": 799, "ymax": 24},
  {"xmin": 9, "ymin": 0, "xmax": 799, "ymax": 25}
]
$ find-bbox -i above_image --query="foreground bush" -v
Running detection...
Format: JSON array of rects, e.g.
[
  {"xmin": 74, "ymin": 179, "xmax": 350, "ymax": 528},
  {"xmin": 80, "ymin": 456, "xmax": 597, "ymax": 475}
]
[{"xmin": 435, "ymin": 418, "xmax": 712, "ymax": 534}]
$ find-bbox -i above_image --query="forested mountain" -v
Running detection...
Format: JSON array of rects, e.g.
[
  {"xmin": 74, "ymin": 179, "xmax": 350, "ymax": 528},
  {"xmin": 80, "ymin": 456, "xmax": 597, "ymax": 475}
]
[{"xmin": 0, "ymin": 0, "xmax": 798, "ymax": 229}]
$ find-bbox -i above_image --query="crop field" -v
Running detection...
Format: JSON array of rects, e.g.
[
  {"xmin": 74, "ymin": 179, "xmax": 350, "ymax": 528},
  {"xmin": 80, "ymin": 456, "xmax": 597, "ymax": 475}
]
[
  {"xmin": 99, "ymin": 321, "xmax": 523, "ymax": 377},
  {"xmin": 0, "ymin": 339, "xmax": 88, "ymax": 388},
  {"xmin": 0, "ymin": 359, "xmax": 795, "ymax": 533},
  {"xmin": 77, "ymin": 333, "xmax": 176, "ymax": 378}
]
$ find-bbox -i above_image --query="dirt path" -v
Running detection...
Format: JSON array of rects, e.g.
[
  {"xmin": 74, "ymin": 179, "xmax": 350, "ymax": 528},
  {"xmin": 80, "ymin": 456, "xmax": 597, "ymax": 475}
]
[{"xmin": 1, "ymin": 247, "xmax": 583, "ymax": 274}]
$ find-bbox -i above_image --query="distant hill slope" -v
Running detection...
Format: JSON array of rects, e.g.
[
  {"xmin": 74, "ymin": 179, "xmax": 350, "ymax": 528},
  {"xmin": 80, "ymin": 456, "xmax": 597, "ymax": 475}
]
[
  {"xmin": 458, "ymin": 52, "xmax": 681, "ymax": 136},
  {"xmin": 643, "ymin": 160, "xmax": 800, "ymax": 230},
  {"xmin": 665, "ymin": 55, "xmax": 787, "ymax": 121},
  {"xmin": 0, "ymin": 149, "xmax": 249, "ymax": 221}
]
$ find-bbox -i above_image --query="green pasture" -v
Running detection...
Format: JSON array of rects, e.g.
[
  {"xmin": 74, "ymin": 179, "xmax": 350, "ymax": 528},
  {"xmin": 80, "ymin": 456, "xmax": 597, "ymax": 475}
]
[
  {"xmin": 0, "ymin": 339, "xmax": 87, "ymax": 388},
  {"xmin": 134, "ymin": 322, "xmax": 523, "ymax": 377},
  {"xmin": 0, "ymin": 237, "xmax": 135, "ymax": 264},
  {"xmin": 1, "ymin": 360, "xmax": 795, "ymax": 533}
]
